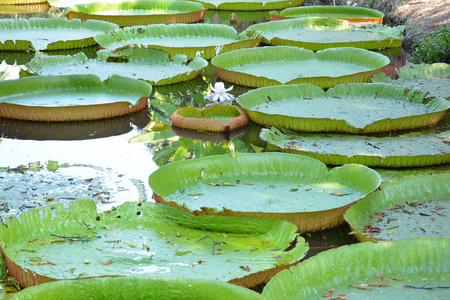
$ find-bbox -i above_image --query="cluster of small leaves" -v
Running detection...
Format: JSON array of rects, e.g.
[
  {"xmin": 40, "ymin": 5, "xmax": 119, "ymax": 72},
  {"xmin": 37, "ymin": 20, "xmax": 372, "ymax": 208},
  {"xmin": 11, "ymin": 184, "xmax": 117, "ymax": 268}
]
[{"xmin": 412, "ymin": 25, "xmax": 450, "ymax": 64}]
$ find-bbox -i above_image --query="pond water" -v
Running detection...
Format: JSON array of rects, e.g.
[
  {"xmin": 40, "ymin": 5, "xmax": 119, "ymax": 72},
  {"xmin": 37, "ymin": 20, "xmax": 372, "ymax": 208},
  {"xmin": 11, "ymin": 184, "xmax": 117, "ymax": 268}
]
[{"xmin": 0, "ymin": 5, "xmax": 415, "ymax": 295}]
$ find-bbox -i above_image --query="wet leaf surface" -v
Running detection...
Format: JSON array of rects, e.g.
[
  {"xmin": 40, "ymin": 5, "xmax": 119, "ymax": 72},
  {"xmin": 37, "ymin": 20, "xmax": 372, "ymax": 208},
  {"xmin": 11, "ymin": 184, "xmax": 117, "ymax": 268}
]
[{"xmin": 0, "ymin": 161, "xmax": 144, "ymax": 219}]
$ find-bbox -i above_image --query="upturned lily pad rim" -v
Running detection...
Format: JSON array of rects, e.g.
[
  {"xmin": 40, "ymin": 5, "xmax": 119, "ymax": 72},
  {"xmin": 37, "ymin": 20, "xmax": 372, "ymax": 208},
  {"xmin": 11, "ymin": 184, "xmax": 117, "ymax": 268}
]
[
  {"xmin": 171, "ymin": 105, "xmax": 248, "ymax": 132},
  {"xmin": 372, "ymin": 63, "xmax": 450, "ymax": 83},
  {"xmin": 0, "ymin": 199, "xmax": 307, "ymax": 288},
  {"xmin": 245, "ymin": 18, "xmax": 404, "ymax": 50},
  {"xmin": 396, "ymin": 63, "xmax": 450, "ymax": 79},
  {"xmin": 10, "ymin": 276, "xmax": 263, "ymax": 300},
  {"xmin": 0, "ymin": 3, "xmax": 53, "ymax": 14},
  {"xmin": 0, "ymin": 18, "xmax": 119, "ymax": 51},
  {"xmin": 183, "ymin": 0, "xmax": 305, "ymax": 11},
  {"xmin": 212, "ymin": 46, "xmax": 390, "ymax": 88},
  {"xmin": 0, "ymin": 74, "xmax": 151, "ymax": 121},
  {"xmin": 25, "ymin": 48, "xmax": 208, "ymax": 86},
  {"xmin": 236, "ymin": 82, "xmax": 449, "ymax": 133},
  {"xmin": 261, "ymin": 127, "xmax": 450, "ymax": 168},
  {"xmin": 149, "ymin": 152, "xmax": 381, "ymax": 232},
  {"xmin": 66, "ymin": 0, "xmax": 207, "ymax": 26},
  {"xmin": 270, "ymin": 5, "xmax": 384, "ymax": 23},
  {"xmin": 94, "ymin": 23, "xmax": 262, "ymax": 59},
  {"xmin": 344, "ymin": 172, "xmax": 450, "ymax": 242},
  {"xmin": 1, "ymin": 0, "xmax": 47, "ymax": 4},
  {"xmin": 262, "ymin": 238, "xmax": 449, "ymax": 299}
]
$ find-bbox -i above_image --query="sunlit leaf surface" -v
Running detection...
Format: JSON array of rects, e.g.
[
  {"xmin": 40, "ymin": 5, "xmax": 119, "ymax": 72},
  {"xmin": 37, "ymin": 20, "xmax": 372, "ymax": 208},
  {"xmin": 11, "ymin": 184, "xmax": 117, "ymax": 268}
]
[{"xmin": 0, "ymin": 200, "xmax": 307, "ymax": 288}]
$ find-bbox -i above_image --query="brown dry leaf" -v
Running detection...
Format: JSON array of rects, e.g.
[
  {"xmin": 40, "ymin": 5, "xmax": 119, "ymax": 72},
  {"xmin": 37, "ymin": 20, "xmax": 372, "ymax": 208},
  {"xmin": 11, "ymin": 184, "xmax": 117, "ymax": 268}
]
[
  {"xmin": 240, "ymin": 265, "xmax": 251, "ymax": 272},
  {"xmin": 28, "ymin": 237, "xmax": 38, "ymax": 243},
  {"xmin": 321, "ymin": 289, "xmax": 333, "ymax": 297},
  {"xmin": 53, "ymin": 239, "xmax": 69, "ymax": 243},
  {"xmin": 30, "ymin": 260, "xmax": 56, "ymax": 266},
  {"xmin": 348, "ymin": 284, "xmax": 370, "ymax": 290},
  {"xmin": 331, "ymin": 190, "xmax": 352, "ymax": 196},
  {"xmin": 102, "ymin": 259, "xmax": 113, "ymax": 266},
  {"xmin": 369, "ymin": 283, "xmax": 390, "ymax": 287}
]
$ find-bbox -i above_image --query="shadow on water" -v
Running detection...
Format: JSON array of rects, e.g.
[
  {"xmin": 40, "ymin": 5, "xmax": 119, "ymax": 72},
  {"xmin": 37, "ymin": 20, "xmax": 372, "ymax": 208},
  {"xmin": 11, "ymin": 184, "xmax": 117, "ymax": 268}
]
[{"xmin": 0, "ymin": 109, "xmax": 150, "ymax": 140}]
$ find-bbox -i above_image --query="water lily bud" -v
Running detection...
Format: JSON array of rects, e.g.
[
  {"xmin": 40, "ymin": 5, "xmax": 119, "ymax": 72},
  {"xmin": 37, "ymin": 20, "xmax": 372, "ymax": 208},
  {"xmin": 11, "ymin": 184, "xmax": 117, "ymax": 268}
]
[{"xmin": 230, "ymin": 13, "xmax": 238, "ymax": 23}]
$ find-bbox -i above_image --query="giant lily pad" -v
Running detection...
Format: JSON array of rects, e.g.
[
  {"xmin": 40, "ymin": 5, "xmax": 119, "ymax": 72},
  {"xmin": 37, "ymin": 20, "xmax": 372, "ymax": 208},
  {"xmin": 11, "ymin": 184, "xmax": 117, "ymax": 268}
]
[
  {"xmin": 94, "ymin": 24, "xmax": 262, "ymax": 59},
  {"xmin": 0, "ymin": 199, "xmax": 308, "ymax": 288},
  {"xmin": 0, "ymin": 18, "xmax": 119, "ymax": 52},
  {"xmin": 262, "ymin": 238, "xmax": 449, "ymax": 299},
  {"xmin": 0, "ymin": 74, "xmax": 151, "ymax": 121},
  {"xmin": 236, "ymin": 83, "xmax": 449, "ymax": 134},
  {"xmin": 182, "ymin": 0, "xmax": 304, "ymax": 11},
  {"xmin": 245, "ymin": 18, "xmax": 404, "ymax": 51},
  {"xmin": 47, "ymin": 0, "xmax": 124, "ymax": 7},
  {"xmin": 372, "ymin": 63, "xmax": 450, "ymax": 100},
  {"xmin": 261, "ymin": 127, "xmax": 450, "ymax": 167},
  {"xmin": 149, "ymin": 153, "xmax": 381, "ymax": 232},
  {"xmin": 270, "ymin": 5, "xmax": 384, "ymax": 24},
  {"xmin": 171, "ymin": 105, "xmax": 248, "ymax": 132},
  {"xmin": 212, "ymin": 46, "xmax": 389, "ymax": 88},
  {"xmin": 10, "ymin": 276, "xmax": 263, "ymax": 300},
  {"xmin": 1, "ymin": 0, "xmax": 46, "ymax": 3},
  {"xmin": 0, "ymin": 161, "xmax": 143, "ymax": 219},
  {"xmin": 0, "ymin": 3, "xmax": 54, "ymax": 14},
  {"xmin": 345, "ymin": 172, "xmax": 450, "ymax": 242},
  {"xmin": 66, "ymin": 0, "xmax": 206, "ymax": 26},
  {"xmin": 25, "ymin": 48, "xmax": 208, "ymax": 86}
]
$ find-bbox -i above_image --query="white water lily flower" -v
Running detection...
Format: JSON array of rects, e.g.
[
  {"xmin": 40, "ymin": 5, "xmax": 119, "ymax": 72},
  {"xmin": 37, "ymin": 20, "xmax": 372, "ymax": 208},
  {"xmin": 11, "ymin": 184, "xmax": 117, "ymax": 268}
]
[
  {"xmin": 0, "ymin": 61, "xmax": 21, "ymax": 80},
  {"xmin": 205, "ymin": 82, "xmax": 234, "ymax": 106}
]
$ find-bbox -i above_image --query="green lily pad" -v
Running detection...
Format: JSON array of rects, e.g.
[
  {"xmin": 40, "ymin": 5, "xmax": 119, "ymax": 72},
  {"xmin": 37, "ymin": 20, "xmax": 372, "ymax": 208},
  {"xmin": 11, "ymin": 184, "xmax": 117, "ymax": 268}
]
[
  {"xmin": 203, "ymin": 9, "xmax": 271, "ymax": 23},
  {"xmin": 270, "ymin": 5, "xmax": 384, "ymax": 24},
  {"xmin": 171, "ymin": 105, "xmax": 248, "ymax": 132},
  {"xmin": 182, "ymin": 0, "xmax": 304, "ymax": 11},
  {"xmin": 245, "ymin": 18, "xmax": 404, "ymax": 51},
  {"xmin": 0, "ymin": 18, "xmax": 119, "ymax": 52},
  {"xmin": 149, "ymin": 153, "xmax": 381, "ymax": 232},
  {"xmin": 237, "ymin": 83, "xmax": 449, "ymax": 133},
  {"xmin": 0, "ymin": 199, "xmax": 307, "ymax": 288},
  {"xmin": 212, "ymin": 46, "xmax": 389, "ymax": 88},
  {"xmin": 25, "ymin": 48, "xmax": 208, "ymax": 86},
  {"xmin": 0, "ymin": 74, "xmax": 151, "ymax": 121},
  {"xmin": 66, "ymin": 0, "xmax": 206, "ymax": 26},
  {"xmin": 261, "ymin": 127, "xmax": 450, "ymax": 168},
  {"xmin": 0, "ymin": 3, "xmax": 53, "ymax": 14},
  {"xmin": 94, "ymin": 24, "xmax": 262, "ymax": 60},
  {"xmin": 0, "ymin": 162, "xmax": 144, "ymax": 219},
  {"xmin": 1, "ymin": 0, "xmax": 46, "ymax": 4},
  {"xmin": 374, "ymin": 164, "xmax": 450, "ymax": 182},
  {"xmin": 10, "ymin": 276, "xmax": 263, "ymax": 300},
  {"xmin": 262, "ymin": 238, "xmax": 450, "ymax": 299},
  {"xmin": 345, "ymin": 172, "xmax": 450, "ymax": 242},
  {"xmin": 47, "ymin": 0, "xmax": 120, "ymax": 7},
  {"xmin": 372, "ymin": 63, "xmax": 450, "ymax": 100}
]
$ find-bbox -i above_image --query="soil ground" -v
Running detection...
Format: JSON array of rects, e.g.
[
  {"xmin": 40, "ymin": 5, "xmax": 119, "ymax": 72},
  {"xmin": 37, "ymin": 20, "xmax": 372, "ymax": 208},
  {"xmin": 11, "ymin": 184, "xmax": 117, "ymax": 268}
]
[{"xmin": 305, "ymin": 0, "xmax": 450, "ymax": 62}]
